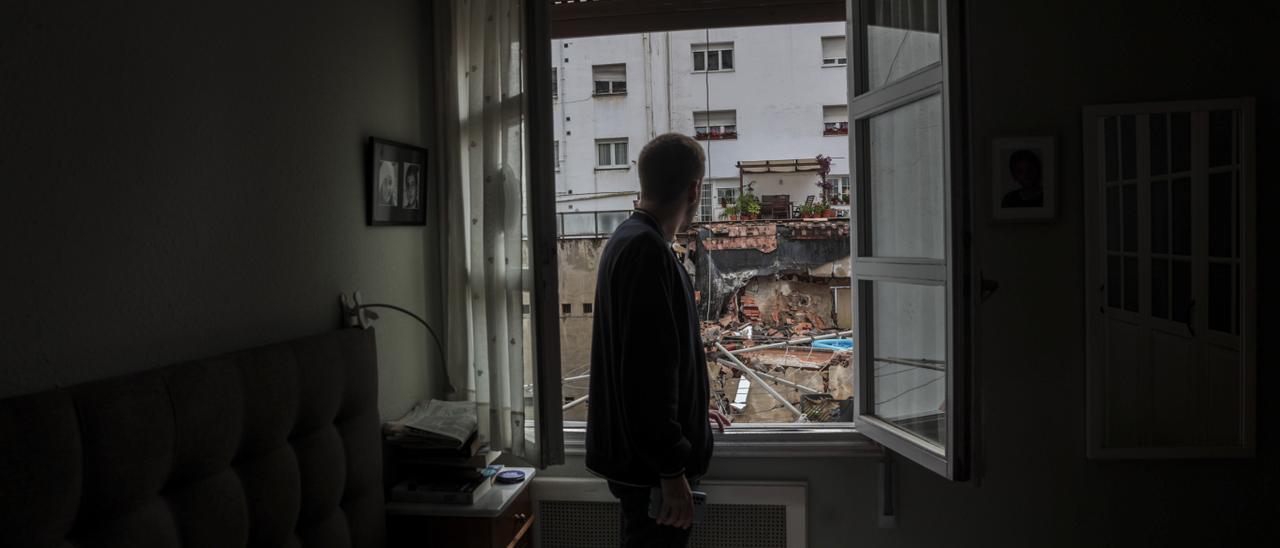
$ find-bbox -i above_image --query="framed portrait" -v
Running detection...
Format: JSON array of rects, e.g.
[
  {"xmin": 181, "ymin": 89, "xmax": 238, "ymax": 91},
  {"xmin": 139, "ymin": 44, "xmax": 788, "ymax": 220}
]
[
  {"xmin": 368, "ymin": 137, "xmax": 428, "ymax": 226},
  {"xmin": 990, "ymin": 136, "xmax": 1056, "ymax": 221}
]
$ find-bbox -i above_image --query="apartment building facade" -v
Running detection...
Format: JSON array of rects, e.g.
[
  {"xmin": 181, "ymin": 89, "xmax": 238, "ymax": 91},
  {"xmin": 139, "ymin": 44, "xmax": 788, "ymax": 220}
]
[{"xmin": 551, "ymin": 22, "xmax": 852, "ymax": 231}]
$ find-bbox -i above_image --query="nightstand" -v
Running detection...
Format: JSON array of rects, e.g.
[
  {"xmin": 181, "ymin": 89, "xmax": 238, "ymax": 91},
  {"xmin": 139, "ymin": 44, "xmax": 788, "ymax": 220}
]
[{"xmin": 387, "ymin": 467, "xmax": 536, "ymax": 548}]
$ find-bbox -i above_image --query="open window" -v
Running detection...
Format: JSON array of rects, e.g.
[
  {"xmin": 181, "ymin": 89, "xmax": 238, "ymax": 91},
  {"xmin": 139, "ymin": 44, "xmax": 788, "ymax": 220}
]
[
  {"xmin": 848, "ymin": 0, "xmax": 969, "ymax": 479},
  {"xmin": 592, "ymin": 64, "xmax": 627, "ymax": 95}
]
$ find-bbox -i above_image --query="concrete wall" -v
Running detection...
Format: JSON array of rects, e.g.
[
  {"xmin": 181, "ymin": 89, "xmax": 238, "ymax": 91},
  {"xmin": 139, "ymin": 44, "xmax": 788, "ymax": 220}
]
[
  {"xmin": 543, "ymin": 1, "xmax": 1278, "ymax": 546},
  {"xmin": 556, "ymin": 238, "xmax": 608, "ymax": 421},
  {"xmin": 552, "ymin": 22, "xmax": 851, "ymax": 214},
  {"xmin": 0, "ymin": 0, "xmax": 443, "ymax": 421}
]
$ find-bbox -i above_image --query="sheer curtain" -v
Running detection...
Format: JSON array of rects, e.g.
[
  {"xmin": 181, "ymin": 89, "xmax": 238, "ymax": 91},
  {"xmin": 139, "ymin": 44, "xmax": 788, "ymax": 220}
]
[{"xmin": 435, "ymin": 0, "xmax": 530, "ymax": 458}]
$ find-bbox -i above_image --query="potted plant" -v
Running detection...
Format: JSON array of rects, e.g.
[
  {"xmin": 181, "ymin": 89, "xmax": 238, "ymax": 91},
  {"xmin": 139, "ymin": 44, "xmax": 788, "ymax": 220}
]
[
  {"xmin": 721, "ymin": 204, "xmax": 739, "ymax": 220},
  {"xmin": 736, "ymin": 183, "xmax": 761, "ymax": 220}
]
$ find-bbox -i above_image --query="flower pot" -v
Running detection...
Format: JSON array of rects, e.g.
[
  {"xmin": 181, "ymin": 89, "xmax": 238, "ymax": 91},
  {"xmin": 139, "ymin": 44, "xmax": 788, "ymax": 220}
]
[{"xmin": 822, "ymin": 209, "xmax": 837, "ymax": 218}]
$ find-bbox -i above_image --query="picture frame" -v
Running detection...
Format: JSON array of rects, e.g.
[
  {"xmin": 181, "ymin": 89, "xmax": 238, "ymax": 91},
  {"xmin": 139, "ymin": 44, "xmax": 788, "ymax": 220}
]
[
  {"xmin": 990, "ymin": 136, "xmax": 1056, "ymax": 222},
  {"xmin": 368, "ymin": 137, "xmax": 428, "ymax": 226}
]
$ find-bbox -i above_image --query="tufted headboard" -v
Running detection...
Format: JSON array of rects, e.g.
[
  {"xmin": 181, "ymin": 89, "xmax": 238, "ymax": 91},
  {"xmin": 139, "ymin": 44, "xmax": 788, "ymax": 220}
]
[{"xmin": 0, "ymin": 328, "xmax": 386, "ymax": 548}]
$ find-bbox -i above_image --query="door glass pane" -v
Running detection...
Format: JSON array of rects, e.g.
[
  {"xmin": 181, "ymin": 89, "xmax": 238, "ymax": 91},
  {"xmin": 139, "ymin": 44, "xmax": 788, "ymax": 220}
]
[
  {"xmin": 1171, "ymin": 112, "xmax": 1191, "ymax": 173},
  {"xmin": 1208, "ymin": 171, "xmax": 1233, "ymax": 258},
  {"xmin": 1106, "ymin": 186, "xmax": 1120, "ymax": 252},
  {"xmin": 1208, "ymin": 263, "xmax": 1234, "ymax": 333},
  {"xmin": 1171, "ymin": 260, "xmax": 1191, "ymax": 324},
  {"xmin": 1107, "ymin": 255, "xmax": 1121, "ymax": 308},
  {"xmin": 1171, "ymin": 177, "xmax": 1191, "ymax": 255},
  {"xmin": 1152, "ymin": 258, "xmax": 1169, "ymax": 319},
  {"xmin": 1123, "ymin": 256, "xmax": 1139, "ymax": 313},
  {"xmin": 1150, "ymin": 113, "xmax": 1168, "ymax": 176},
  {"xmin": 1151, "ymin": 180, "xmax": 1169, "ymax": 254},
  {"xmin": 1122, "ymin": 184, "xmax": 1137, "ymax": 252},
  {"xmin": 1104, "ymin": 117, "xmax": 1119, "ymax": 182},
  {"xmin": 867, "ymin": 0, "xmax": 941, "ymax": 90},
  {"xmin": 1209, "ymin": 110, "xmax": 1235, "ymax": 168},
  {"xmin": 868, "ymin": 93, "xmax": 944, "ymax": 258},
  {"xmin": 1121, "ymin": 115, "xmax": 1136, "ymax": 180},
  {"xmin": 870, "ymin": 281, "xmax": 947, "ymax": 447}
]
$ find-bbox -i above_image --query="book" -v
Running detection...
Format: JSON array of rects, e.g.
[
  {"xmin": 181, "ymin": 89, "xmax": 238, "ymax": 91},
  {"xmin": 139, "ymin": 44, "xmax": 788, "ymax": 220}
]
[
  {"xmin": 395, "ymin": 449, "xmax": 502, "ymax": 470},
  {"xmin": 390, "ymin": 474, "xmax": 495, "ymax": 505}
]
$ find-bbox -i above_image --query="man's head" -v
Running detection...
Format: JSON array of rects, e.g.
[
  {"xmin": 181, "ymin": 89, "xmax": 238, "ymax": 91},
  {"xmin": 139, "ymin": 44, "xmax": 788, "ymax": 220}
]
[
  {"xmin": 638, "ymin": 133, "xmax": 706, "ymax": 226},
  {"xmin": 1008, "ymin": 149, "xmax": 1043, "ymax": 190}
]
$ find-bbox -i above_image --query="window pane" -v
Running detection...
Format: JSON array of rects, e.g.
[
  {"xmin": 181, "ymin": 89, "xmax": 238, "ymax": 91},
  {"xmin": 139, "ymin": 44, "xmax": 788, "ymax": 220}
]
[
  {"xmin": 1150, "ymin": 113, "xmax": 1168, "ymax": 176},
  {"xmin": 597, "ymin": 143, "xmax": 610, "ymax": 166},
  {"xmin": 1208, "ymin": 171, "xmax": 1233, "ymax": 258},
  {"xmin": 1106, "ymin": 186, "xmax": 1120, "ymax": 252},
  {"xmin": 1171, "ymin": 177, "xmax": 1191, "ymax": 255},
  {"xmin": 1209, "ymin": 110, "xmax": 1235, "ymax": 168},
  {"xmin": 597, "ymin": 211, "xmax": 628, "ymax": 234},
  {"xmin": 1152, "ymin": 258, "xmax": 1169, "ymax": 319},
  {"xmin": 721, "ymin": 49, "xmax": 734, "ymax": 69},
  {"xmin": 1104, "ymin": 117, "xmax": 1119, "ymax": 182},
  {"xmin": 707, "ymin": 51, "xmax": 720, "ymax": 71},
  {"xmin": 614, "ymin": 143, "xmax": 627, "ymax": 165},
  {"xmin": 1208, "ymin": 263, "xmax": 1234, "ymax": 333},
  {"xmin": 1120, "ymin": 115, "xmax": 1136, "ymax": 180},
  {"xmin": 613, "ymin": 80, "xmax": 626, "ymax": 93},
  {"xmin": 1171, "ymin": 260, "xmax": 1191, "ymax": 323},
  {"xmin": 1123, "ymin": 256, "xmax": 1138, "ymax": 313},
  {"xmin": 871, "ymin": 281, "xmax": 947, "ymax": 448},
  {"xmin": 1122, "ymin": 184, "xmax": 1137, "ymax": 253},
  {"xmin": 1171, "ymin": 112, "xmax": 1190, "ymax": 173},
  {"xmin": 562, "ymin": 212, "xmax": 595, "ymax": 236},
  {"xmin": 594, "ymin": 80, "xmax": 609, "ymax": 94},
  {"xmin": 1151, "ymin": 180, "xmax": 1168, "ymax": 254},
  {"xmin": 693, "ymin": 51, "xmax": 705, "ymax": 71},
  {"xmin": 868, "ymin": 94, "xmax": 944, "ymax": 259},
  {"xmin": 1107, "ymin": 255, "xmax": 1122, "ymax": 308},
  {"xmin": 867, "ymin": 0, "xmax": 941, "ymax": 90}
]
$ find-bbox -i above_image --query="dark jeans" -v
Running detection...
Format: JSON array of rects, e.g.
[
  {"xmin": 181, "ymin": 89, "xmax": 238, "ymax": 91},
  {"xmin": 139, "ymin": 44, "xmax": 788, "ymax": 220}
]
[{"xmin": 607, "ymin": 480, "xmax": 697, "ymax": 548}]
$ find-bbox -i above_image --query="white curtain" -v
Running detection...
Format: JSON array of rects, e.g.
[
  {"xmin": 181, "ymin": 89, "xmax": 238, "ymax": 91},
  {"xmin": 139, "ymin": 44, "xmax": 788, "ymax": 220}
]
[{"xmin": 436, "ymin": 0, "xmax": 530, "ymax": 458}]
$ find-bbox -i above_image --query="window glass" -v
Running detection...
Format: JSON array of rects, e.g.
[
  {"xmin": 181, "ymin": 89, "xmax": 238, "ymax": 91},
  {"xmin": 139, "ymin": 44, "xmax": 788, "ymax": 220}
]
[{"xmin": 866, "ymin": 0, "xmax": 940, "ymax": 90}]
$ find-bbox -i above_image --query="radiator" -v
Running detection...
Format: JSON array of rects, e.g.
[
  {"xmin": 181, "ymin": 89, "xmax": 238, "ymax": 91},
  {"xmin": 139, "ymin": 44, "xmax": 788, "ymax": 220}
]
[{"xmin": 531, "ymin": 477, "xmax": 806, "ymax": 548}]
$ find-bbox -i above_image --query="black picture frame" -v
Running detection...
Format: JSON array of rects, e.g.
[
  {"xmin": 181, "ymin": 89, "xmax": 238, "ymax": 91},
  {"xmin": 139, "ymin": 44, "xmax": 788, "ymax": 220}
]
[{"xmin": 367, "ymin": 137, "xmax": 428, "ymax": 226}]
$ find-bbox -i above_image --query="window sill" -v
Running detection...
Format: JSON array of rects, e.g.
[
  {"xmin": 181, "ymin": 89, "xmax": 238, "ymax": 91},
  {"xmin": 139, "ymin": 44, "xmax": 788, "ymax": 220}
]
[
  {"xmin": 592, "ymin": 92, "xmax": 628, "ymax": 97},
  {"xmin": 691, "ymin": 69, "xmax": 735, "ymax": 74},
  {"xmin": 594, "ymin": 166, "xmax": 630, "ymax": 171},
  {"xmin": 821, "ymin": 63, "xmax": 848, "ymax": 68},
  {"xmin": 562, "ymin": 423, "xmax": 881, "ymax": 459}
]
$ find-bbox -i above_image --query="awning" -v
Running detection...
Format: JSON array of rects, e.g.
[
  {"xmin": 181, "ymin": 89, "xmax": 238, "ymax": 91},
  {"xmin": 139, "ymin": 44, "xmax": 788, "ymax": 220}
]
[{"xmin": 736, "ymin": 158, "xmax": 823, "ymax": 174}]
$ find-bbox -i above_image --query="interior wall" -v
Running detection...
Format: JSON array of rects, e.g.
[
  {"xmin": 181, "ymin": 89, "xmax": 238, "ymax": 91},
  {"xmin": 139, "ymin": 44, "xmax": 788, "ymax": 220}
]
[
  {"xmin": 542, "ymin": 1, "xmax": 1277, "ymax": 546},
  {"xmin": 0, "ymin": 0, "xmax": 443, "ymax": 420}
]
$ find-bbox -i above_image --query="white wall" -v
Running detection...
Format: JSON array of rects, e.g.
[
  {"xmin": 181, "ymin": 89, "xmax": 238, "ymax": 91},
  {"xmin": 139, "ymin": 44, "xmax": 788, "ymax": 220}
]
[
  {"xmin": 0, "ymin": 0, "xmax": 443, "ymax": 421},
  {"xmin": 552, "ymin": 23, "xmax": 851, "ymax": 214}
]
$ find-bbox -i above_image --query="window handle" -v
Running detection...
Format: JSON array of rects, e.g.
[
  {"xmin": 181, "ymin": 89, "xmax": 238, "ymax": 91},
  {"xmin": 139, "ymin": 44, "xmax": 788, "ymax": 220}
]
[{"xmin": 1185, "ymin": 299, "xmax": 1196, "ymax": 337}]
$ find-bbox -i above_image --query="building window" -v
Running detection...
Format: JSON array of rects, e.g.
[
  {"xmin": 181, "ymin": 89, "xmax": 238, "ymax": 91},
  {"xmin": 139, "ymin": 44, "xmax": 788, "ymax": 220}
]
[
  {"xmin": 552, "ymin": 67, "xmax": 558, "ymax": 98},
  {"xmin": 698, "ymin": 181, "xmax": 713, "ymax": 222},
  {"xmin": 561, "ymin": 303, "xmax": 572, "ymax": 315},
  {"xmin": 715, "ymin": 185, "xmax": 740, "ymax": 218},
  {"xmin": 694, "ymin": 110, "xmax": 737, "ymax": 140},
  {"xmin": 592, "ymin": 64, "xmax": 626, "ymax": 95},
  {"xmin": 821, "ymin": 36, "xmax": 848, "ymax": 66},
  {"xmin": 582, "ymin": 303, "xmax": 593, "ymax": 314},
  {"xmin": 827, "ymin": 175, "xmax": 851, "ymax": 197},
  {"xmin": 595, "ymin": 138, "xmax": 629, "ymax": 168},
  {"xmin": 823, "ymin": 105, "xmax": 849, "ymax": 135},
  {"xmin": 693, "ymin": 42, "xmax": 734, "ymax": 72},
  {"xmin": 554, "ymin": 140, "xmax": 560, "ymax": 172}
]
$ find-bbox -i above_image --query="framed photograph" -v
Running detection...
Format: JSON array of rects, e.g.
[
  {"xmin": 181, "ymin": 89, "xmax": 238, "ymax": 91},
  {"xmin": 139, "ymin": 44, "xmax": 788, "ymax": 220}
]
[
  {"xmin": 368, "ymin": 137, "xmax": 428, "ymax": 226},
  {"xmin": 990, "ymin": 136, "xmax": 1056, "ymax": 221}
]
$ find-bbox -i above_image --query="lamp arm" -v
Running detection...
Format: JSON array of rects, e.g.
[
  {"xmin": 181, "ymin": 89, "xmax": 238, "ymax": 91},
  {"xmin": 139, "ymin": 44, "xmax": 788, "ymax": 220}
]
[{"xmin": 356, "ymin": 303, "xmax": 455, "ymax": 394}]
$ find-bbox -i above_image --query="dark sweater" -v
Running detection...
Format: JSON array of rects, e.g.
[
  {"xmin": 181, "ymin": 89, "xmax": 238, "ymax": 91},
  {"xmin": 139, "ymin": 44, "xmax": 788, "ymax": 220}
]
[{"xmin": 585, "ymin": 211, "xmax": 713, "ymax": 486}]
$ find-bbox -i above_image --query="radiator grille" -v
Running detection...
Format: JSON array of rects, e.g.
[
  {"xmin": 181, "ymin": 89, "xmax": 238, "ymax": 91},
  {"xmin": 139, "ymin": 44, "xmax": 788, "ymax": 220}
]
[{"xmin": 537, "ymin": 500, "xmax": 789, "ymax": 548}]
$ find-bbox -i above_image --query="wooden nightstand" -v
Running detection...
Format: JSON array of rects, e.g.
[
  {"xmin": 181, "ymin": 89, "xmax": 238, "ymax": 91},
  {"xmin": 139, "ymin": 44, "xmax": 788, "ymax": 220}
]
[{"xmin": 387, "ymin": 467, "xmax": 536, "ymax": 548}]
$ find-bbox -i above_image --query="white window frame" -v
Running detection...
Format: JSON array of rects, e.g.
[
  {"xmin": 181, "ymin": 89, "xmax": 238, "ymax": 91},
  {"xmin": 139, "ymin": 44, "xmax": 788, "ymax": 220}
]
[
  {"xmin": 592, "ymin": 63, "xmax": 627, "ymax": 96},
  {"xmin": 1082, "ymin": 98, "xmax": 1257, "ymax": 459},
  {"xmin": 849, "ymin": 0, "xmax": 969, "ymax": 480},
  {"xmin": 693, "ymin": 42, "xmax": 735, "ymax": 73},
  {"xmin": 595, "ymin": 138, "xmax": 629, "ymax": 169},
  {"xmin": 693, "ymin": 110, "xmax": 738, "ymax": 140},
  {"xmin": 823, "ymin": 104, "xmax": 850, "ymax": 135},
  {"xmin": 553, "ymin": 140, "xmax": 560, "ymax": 172},
  {"xmin": 822, "ymin": 35, "xmax": 849, "ymax": 66}
]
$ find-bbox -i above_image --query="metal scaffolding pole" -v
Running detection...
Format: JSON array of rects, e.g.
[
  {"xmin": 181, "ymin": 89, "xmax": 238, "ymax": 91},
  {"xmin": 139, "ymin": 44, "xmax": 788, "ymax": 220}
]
[
  {"xmin": 728, "ymin": 330, "xmax": 853, "ymax": 354},
  {"xmin": 715, "ymin": 359, "xmax": 821, "ymax": 395},
  {"xmin": 716, "ymin": 342, "xmax": 805, "ymax": 421}
]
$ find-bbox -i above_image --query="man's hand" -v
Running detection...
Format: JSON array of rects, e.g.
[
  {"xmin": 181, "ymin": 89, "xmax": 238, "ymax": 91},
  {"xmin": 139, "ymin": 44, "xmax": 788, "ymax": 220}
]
[
  {"xmin": 657, "ymin": 475, "xmax": 694, "ymax": 529},
  {"xmin": 709, "ymin": 408, "xmax": 733, "ymax": 433}
]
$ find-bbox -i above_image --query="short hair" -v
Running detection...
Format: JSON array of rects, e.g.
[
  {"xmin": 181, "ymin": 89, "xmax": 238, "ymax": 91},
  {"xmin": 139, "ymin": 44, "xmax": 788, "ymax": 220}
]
[
  {"xmin": 1009, "ymin": 149, "xmax": 1041, "ymax": 171},
  {"xmin": 638, "ymin": 133, "xmax": 706, "ymax": 205}
]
